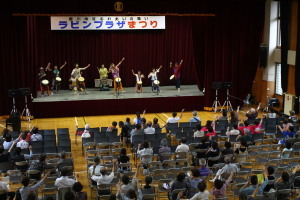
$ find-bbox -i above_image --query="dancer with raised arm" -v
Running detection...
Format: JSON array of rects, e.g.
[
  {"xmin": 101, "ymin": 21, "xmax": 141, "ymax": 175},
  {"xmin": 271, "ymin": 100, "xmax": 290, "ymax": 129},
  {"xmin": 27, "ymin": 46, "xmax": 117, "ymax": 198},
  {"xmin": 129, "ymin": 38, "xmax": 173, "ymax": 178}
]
[
  {"xmin": 132, "ymin": 69, "xmax": 144, "ymax": 93},
  {"xmin": 170, "ymin": 59, "xmax": 183, "ymax": 93},
  {"xmin": 109, "ymin": 57, "xmax": 125, "ymax": 95},
  {"xmin": 38, "ymin": 63, "xmax": 51, "ymax": 96},
  {"xmin": 148, "ymin": 65, "xmax": 162, "ymax": 95},
  {"xmin": 71, "ymin": 63, "xmax": 90, "ymax": 92},
  {"xmin": 97, "ymin": 64, "xmax": 108, "ymax": 80},
  {"xmin": 47, "ymin": 61, "xmax": 67, "ymax": 93}
]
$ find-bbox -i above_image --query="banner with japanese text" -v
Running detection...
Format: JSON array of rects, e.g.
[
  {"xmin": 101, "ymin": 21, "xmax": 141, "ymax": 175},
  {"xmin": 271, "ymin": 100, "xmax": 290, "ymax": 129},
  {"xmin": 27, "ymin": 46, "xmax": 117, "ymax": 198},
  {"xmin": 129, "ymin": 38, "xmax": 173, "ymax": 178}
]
[{"xmin": 51, "ymin": 16, "xmax": 165, "ymax": 30}]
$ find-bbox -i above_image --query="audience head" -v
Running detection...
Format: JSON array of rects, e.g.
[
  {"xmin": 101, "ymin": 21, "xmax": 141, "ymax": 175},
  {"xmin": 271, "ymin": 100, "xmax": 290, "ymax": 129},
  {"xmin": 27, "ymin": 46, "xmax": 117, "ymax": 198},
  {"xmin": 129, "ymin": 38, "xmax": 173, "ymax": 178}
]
[
  {"xmin": 39, "ymin": 154, "xmax": 46, "ymax": 163},
  {"xmin": 32, "ymin": 127, "xmax": 39, "ymax": 134},
  {"xmin": 72, "ymin": 182, "xmax": 83, "ymax": 192},
  {"xmin": 120, "ymin": 148, "xmax": 127, "ymax": 156},
  {"xmin": 84, "ymin": 124, "xmax": 90, "ymax": 130},
  {"xmin": 290, "ymin": 110, "xmax": 295, "ymax": 116},
  {"xmin": 192, "ymin": 110, "xmax": 198, "ymax": 116},
  {"xmin": 281, "ymin": 172, "xmax": 289, "ymax": 182},
  {"xmin": 14, "ymin": 147, "xmax": 22, "ymax": 155},
  {"xmin": 2, "ymin": 129, "xmax": 9, "ymax": 138},
  {"xmin": 146, "ymin": 121, "xmax": 152, "ymax": 127},
  {"xmin": 196, "ymin": 124, "xmax": 201, "ymax": 131},
  {"xmin": 161, "ymin": 139, "xmax": 168, "ymax": 147},
  {"xmin": 254, "ymin": 120, "xmax": 259, "ymax": 126},
  {"xmin": 181, "ymin": 137, "xmax": 187, "ymax": 144},
  {"xmin": 198, "ymin": 181, "xmax": 206, "ymax": 192},
  {"xmin": 244, "ymin": 121, "xmax": 249, "ymax": 127},
  {"xmin": 94, "ymin": 156, "xmax": 100, "ymax": 165},
  {"xmin": 205, "ymin": 120, "xmax": 212, "ymax": 128},
  {"xmin": 244, "ymin": 128, "xmax": 250, "ymax": 135},
  {"xmin": 127, "ymin": 189, "xmax": 137, "ymax": 199},
  {"xmin": 250, "ymin": 108, "xmax": 256, "ymax": 113},
  {"xmin": 145, "ymin": 176, "xmax": 153, "ymax": 186},
  {"xmin": 172, "ymin": 112, "xmax": 177, "ymax": 118},
  {"xmin": 207, "ymin": 127, "xmax": 214, "ymax": 133},
  {"xmin": 201, "ymin": 137, "xmax": 207, "ymax": 144},
  {"xmin": 240, "ymin": 139, "xmax": 248, "ymax": 147},
  {"xmin": 122, "ymin": 175, "xmax": 130, "ymax": 185},
  {"xmin": 135, "ymin": 124, "xmax": 141, "ymax": 130},
  {"xmin": 191, "ymin": 168, "xmax": 201, "ymax": 178},
  {"xmin": 285, "ymin": 141, "xmax": 292, "ymax": 149},
  {"xmin": 143, "ymin": 141, "xmax": 149, "ymax": 149},
  {"xmin": 126, "ymin": 118, "xmax": 131, "ymax": 123},
  {"xmin": 250, "ymin": 175, "xmax": 258, "ymax": 185},
  {"xmin": 60, "ymin": 168, "xmax": 68, "ymax": 176},
  {"xmin": 233, "ymin": 124, "xmax": 238, "ymax": 130},
  {"xmin": 224, "ymin": 157, "xmax": 231, "ymax": 164},
  {"xmin": 112, "ymin": 121, "xmax": 117, "ymax": 127},
  {"xmin": 21, "ymin": 176, "xmax": 30, "ymax": 187},
  {"xmin": 119, "ymin": 121, "xmax": 124, "ymax": 127},
  {"xmin": 176, "ymin": 172, "xmax": 186, "ymax": 182},
  {"xmin": 21, "ymin": 133, "xmax": 27, "ymax": 140},
  {"xmin": 214, "ymin": 179, "xmax": 224, "ymax": 189},
  {"xmin": 136, "ymin": 112, "xmax": 141, "ymax": 118},
  {"xmin": 283, "ymin": 119, "xmax": 288, "ymax": 124},
  {"xmin": 153, "ymin": 118, "xmax": 158, "ymax": 124},
  {"xmin": 64, "ymin": 191, "xmax": 75, "ymax": 200},
  {"xmin": 224, "ymin": 141, "xmax": 231, "ymax": 149},
  {"xmin": 267, "ymin": 166, "xmax": 275, "ymax": 175},
  {"xmin": 100, "ymin": 167, "xmax": 108, "ymax": 176},
  {"xmin": 199, "ymin": 158, "xmax": 206, "ymax": 167},
  {"xmin": 211, "ymin": 142, "xmax": 218, "ymax": 150},
  {"xmin": 5, "ymin": 134, "xmax": 12, "ymax": 142},
  {"xmin": 222, "ymin": 110, "xmax": 227, "ymax": 117},
  {"xmin": 141, "ymin": 118, "xmax": 146, "ymax": 124},
  {"xmin": 230, "ymin": 111, "xmax": 236, "ymax": 118}
]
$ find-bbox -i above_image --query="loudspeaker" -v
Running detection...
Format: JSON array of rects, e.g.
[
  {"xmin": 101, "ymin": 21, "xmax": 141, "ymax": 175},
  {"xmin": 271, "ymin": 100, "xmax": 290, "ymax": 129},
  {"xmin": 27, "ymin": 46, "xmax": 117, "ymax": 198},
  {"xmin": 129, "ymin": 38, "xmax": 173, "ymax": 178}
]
[
  {"xmin": 259, "ymin": 45, "xmax": 268, "ymax": 68},
  {"xmin": 268, "ymin": 98, "xmax": 279, "ymax": 107},
  {"xmin": 222, "ymin": 82, "xmax": 232, "ymax": 89},
  {"xmin": 8, "ymin": 89, "xmax": 21, "ymax": 98},
  {"xmin": 212, "ymin": 82, "xmax": 222, "ymax": 90},
  {"xmin": 19, "ymin": 88, "xmax": 31, "ymax": 96}
]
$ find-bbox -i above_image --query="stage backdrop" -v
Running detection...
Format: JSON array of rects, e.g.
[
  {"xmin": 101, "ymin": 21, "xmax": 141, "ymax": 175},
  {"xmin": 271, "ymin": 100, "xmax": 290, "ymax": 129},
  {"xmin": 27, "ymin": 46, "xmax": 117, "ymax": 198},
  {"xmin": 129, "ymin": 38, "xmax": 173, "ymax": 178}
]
[{"xmin": 0, "ymin": 0, "xmax": 265, "ymax": 116}]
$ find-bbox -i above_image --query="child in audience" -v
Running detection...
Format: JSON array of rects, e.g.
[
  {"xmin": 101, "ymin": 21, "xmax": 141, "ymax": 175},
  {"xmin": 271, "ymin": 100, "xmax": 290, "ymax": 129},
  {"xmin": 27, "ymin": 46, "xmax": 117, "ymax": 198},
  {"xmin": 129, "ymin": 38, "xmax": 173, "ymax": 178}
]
[
  {"xmin": 142, "ymin": 176, "xmax": 155, "ymax": 195},
  {"xmin": 210, "ymin": 171, "xmax": 234, "ymax": 198}
]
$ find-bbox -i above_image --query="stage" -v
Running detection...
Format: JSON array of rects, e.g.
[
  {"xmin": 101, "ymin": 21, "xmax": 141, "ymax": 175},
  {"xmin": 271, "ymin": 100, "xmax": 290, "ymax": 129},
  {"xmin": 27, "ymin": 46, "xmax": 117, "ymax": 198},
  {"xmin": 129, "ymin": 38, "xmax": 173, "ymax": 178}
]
[{"xmin": 32, "ymin": 85, "xmax": 205, "ymax": 118}]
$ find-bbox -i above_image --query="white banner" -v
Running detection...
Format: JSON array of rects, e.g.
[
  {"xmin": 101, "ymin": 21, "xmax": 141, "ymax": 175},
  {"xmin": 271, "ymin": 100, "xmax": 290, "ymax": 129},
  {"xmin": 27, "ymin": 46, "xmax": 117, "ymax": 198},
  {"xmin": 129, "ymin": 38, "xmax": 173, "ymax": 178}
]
[{"xmin": 51, "ymin": 16, "xmax": 165, "ymax": 30}]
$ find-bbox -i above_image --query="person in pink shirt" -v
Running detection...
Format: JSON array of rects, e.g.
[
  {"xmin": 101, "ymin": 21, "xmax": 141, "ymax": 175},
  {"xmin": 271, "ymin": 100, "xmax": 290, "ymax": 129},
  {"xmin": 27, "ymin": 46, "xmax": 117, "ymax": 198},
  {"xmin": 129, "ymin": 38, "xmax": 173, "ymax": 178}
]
[
  {"xmin": 210, "ymin": 171, "xmax": 235, "ymax": 198},
  {"xmin": 251, "ymin": 117, "xmax": 264, "ymax": 134},
  {"xmin": 206, "ymin": 127, "xmax": 216, "ymax": 137},
  {"xmin": 201, "ymin": 120, "xmax": 213, "ymax": 132},
  {"xmin": 238, "ymin": 121, "xmax": 251, "ymax": 135}
]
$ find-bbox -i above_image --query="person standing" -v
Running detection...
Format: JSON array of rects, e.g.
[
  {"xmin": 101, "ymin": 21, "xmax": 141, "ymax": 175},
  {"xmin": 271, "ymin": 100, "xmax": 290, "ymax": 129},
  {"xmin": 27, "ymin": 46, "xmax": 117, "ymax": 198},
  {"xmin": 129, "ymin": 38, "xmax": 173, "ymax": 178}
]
[
  {"xmin": 132, "ymin": 70, "xmax": 144, "ymax": 93},
  {"xmin": 148, "ymin": 65, "xmax": 162, "ymax": 95},
  {"xmin": 170, "ymin": 59, "xmax": 183, "ymax": 93},
  {"xmin": 109, "ymin": 58, "xmax": 125, "ymax": 95},
  {"xmin": 71, "ymin": 63, "xmax": 90, "ymax": 92},
  {"xmin": 38, "ymin": 63, "xmax": 51, "ymax": 96},
  {"xmin": 98, "ymin": 64, "xmax": 108, "ymax": 80},
  {"xmin": 48, "ymin": 61, "xmax": 67, "ymax": 93}
]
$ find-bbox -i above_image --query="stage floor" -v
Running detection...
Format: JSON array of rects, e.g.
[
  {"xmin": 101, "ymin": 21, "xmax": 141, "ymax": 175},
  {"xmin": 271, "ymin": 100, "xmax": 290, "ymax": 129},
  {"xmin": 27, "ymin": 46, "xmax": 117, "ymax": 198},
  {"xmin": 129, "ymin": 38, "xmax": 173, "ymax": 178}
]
[{"xmin": 33, "ymin": 85, "xmax": 203, "ymax": 102}]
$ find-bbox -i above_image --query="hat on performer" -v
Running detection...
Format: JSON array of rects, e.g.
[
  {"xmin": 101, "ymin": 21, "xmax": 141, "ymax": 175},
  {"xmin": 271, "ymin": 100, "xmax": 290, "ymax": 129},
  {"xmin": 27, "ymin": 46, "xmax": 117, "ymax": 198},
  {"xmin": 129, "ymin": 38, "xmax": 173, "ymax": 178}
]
[
  {"xmin": 40, "ymin": 67, "xmax": 44, "ymax": 70},
  {"xmin": 85, "ymin": 124, "xmax": 90, "ymax": 130}
]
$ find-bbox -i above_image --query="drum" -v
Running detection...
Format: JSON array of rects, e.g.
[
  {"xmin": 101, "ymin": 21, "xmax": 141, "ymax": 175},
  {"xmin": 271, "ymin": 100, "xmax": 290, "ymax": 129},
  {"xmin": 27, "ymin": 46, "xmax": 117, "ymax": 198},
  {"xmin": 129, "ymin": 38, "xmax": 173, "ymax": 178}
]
[
  {"xmin": 55, "ymin": 77, "xmax": 62, "ymax": 82},
  {"xmin": 137, "ymin": 81, "xmax": 142, "ymax": 85},
  {"xmin": 170, "ymin": 75, "xmax": 175, "ymax": 80},
  {"xmin": 78, "ymin": 77, "xmax": 85, "ymax": 82},
  {"xmin": 115, "ymin": 77, "xmax": 121, "ymax": 83},
  {"xmin": 154, "ymin": 80, "xmax": 160, "ymax": 85},
  {"xmin": 42, "ymin": 80, "xmax": 49, "ymax": 85}
]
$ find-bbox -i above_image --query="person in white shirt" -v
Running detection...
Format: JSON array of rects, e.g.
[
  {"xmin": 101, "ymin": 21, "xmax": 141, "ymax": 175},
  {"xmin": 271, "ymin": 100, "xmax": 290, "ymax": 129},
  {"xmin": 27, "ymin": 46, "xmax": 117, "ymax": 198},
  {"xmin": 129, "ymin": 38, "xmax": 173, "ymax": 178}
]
[
  {"xmin": 166, "ymin": 109, "xmax": 185, "ymax": 124},
  {"xmin": 194, "ymin": 124, "xmax": 204, "ymax": 138},
  {"xmin": 226, "ymin": 124, "xmax": 240, "ymax": 136},
  {"xmin": 210, "ymin": 157, "xmax": 239, "ymax": 182},
  {"xmin": 133, "ymin": 110, "xmax": 146, "ymax": 125},
  {"xmin": 148, "ymin": 65, "xmax": 162, "ymax": 94},
  {"xmin": 0, "ymin": 179, "xmax": 15, "ymax": 200},
  {"xmin": 137, "ymin": 142, "xmax": 153, "ymax": 164},
  {"xmin": 175, "ymin": 137, "xmax": 190, "ymax": 153},
  {"xmin": 71, "ymin": 63, "xmax": 90, "ymax": 79},
  {"xmin": 144, "ymin": 121, "xmax": 155, "ymax": 134},
  {"xmin": 30, "ymin": 127, "xmax": 43, "ymax": 141},
  {"xmin": 55, "ymin": 168, "xmax": 77, "ymax": 189},
  {"xmin": 16, "ymin": 134, "xmax": 29, "ymax": 149},
  {"xmin": 189, "ymin": 110, "xmax": 201, "ymax": 123},
  {"xmin": 89, "ymin": 156, "xmax": 103, "ymax": 186},
  {"xmin": 91, "ymin": 163, "xmax": 116, "ymax": 195},
  {"xmin": 81, "ymin": 124, "xmax": 91, "ymax": 138},
  {"xmin": 132, "ymin": 70, "xmax": 144, "ymax": 93}
]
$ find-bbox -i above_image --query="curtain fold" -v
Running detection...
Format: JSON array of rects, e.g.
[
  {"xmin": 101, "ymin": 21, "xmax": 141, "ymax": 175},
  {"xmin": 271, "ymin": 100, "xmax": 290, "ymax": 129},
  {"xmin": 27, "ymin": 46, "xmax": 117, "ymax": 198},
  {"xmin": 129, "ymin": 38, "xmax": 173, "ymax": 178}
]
[{"xmin": 295, "ymin": 0, "xmax": 300, "ymax": 113}]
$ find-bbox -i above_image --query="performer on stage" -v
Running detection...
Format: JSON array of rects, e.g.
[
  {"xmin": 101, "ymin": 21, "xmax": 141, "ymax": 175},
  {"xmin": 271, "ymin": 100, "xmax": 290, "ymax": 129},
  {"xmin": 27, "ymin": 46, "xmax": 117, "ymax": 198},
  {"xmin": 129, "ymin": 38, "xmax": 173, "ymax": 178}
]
[
  {"xmin": 170, "ymin": 59, "xmax": 183, "ymax": 93},
  {"xmin": 148, "ymin": 65, "xmax": 162, "ymax": 94},
  {"xmin": 48, "ymin": 61, "xmax": 67, "ymax": 93},
  {"xmin": 71, "ymin": 63, "xmax": 90, "ymax": 91},
  {"xmin": 132, "ymin": 70, "xmax": 144, "ymax": 93},
  {"xmin": 97, "ymin": 64, "xmax": 108, "ymax": 80},
  {"xmin": 69, "ymin": 75, "xmax": 77, "ymax": 91},
  {"xmin": 109, "ymin": 57, "xmax": 125, "ymax": 95},
  {"xmin": 38, "ymin": 63, "xmax": 51, "ymax": 96}
]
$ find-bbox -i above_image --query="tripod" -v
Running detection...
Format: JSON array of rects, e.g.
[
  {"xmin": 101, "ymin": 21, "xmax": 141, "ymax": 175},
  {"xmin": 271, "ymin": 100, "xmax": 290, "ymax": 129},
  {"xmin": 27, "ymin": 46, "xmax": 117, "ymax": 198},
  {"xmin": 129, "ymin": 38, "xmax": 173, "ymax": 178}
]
[
  {"xmin": 21, "ymin": 95, "xmax": 31, "ymax": 122},
  {"xmin": 222, "ymin": 89, "xmax": 233, "ymax": 111},
  {"xmin": 212, "ymin": 89, "xmax": 222, "ymax": 113},
  {"xmin": 11, "ymin": 97, "xmax": 18, "ymax": 114}
]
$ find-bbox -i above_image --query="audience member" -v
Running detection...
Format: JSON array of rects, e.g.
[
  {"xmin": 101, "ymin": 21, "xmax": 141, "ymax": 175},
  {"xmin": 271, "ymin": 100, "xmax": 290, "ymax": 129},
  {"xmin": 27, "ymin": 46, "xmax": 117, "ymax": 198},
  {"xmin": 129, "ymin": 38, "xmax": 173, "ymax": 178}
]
[
  {"xmin": 107, "ymin": 121, "xmax": 118, "ymax": 132},
  {"xmin": 245, "ymin": 104, "xmax": 260, "ymax": 120},
  {"xmin": 193, "ymin": 125, "xmax": 204, "ymax": 138},
  {"xmin": 175, "ymin": 138, "xmax": 189, "ymax": 153},
  {"xmin": 30, "ymin": 127, "xmax": 43, "ymax": 141},
  {"xmin": 0, "ymin": 179, "xmax": 15, "ymax": 200},
  {"xmin": 117, "ymin": 148, "xmax": 130, "ymax": 172},
  {"xmin": 189, "ymin": 110, "xmax": 200, "ymax": 123},
  {"xmin": 251, "ymin": 118, "xmax": 263, "ymax": 134},
  {"xmin": 118, "ymin": 179, "xmax": 143, "ymax": 200},
  {"xmin": 205, "ymin": 142, "xmax": 219, "ymax": 167},
  {"xmin": 190, "ymin": 182, "xmax": 209, "ymax": 200},
  {"xmin": 201, "ymin": 121, "xmax": 213, "ymax": 132},
  {"xmin": 158, "ymin": 139, "xmax": 171, "ymax": 162},
  {"xmin": 89, "ymin": 156, "xmax": 103, "ymax": 185},
  {"xmin": 58, "ymin": 152, "xmax": 74, "ymax": 173},
  {"xmin": 3, "ymin": 134, "xmax": 13, "ymax": 150},
  {"xmin": 144, "ymin": 121, "xmax": 155, "ymax": 134},
  {"xmin": 16, "ymin": 133, "xmax": 29, "ymax": 149},
  {"xmin": 217, "ymin": 110, "xmax": 228, "ymax": 121},
  {"xmin": 91, "ymin": 163, "xmax": 116, "ymax": 195},
  {"xmin": 229, "ymin": 109, "xmax": 239, "ymax": 125},
  {"xmin": 188, "ymin": 169, "xmax": 203, "ymax": 198},
  {"xmin": 124, "ymin": 117, "xmax": 131, "ymax": 125},
  {"xmin": 119, "ymin": 121, "xmax": 129, "ymax": 142},
  {"xmin": 274, "ymin": 172, "xmax": 292, "ymax": 199},
  {"xmin": 198, "ymin": 159, "xmax": 210, "ymax": 177},
  {"xmin": 137, "ymin": 142, "xmax": 153, "ymax": 174},
  {"xmin": 226, "ymin": 124, "xmax": 240, "ymax": 136},
  {"xmin": 152, "ymin": 118, "xmax": 160, "ymax": 129},
  {"xmin": 64, "ymin": 191, "xmax": 75, "ymax": 200},
  {"xmin": 117, "ymin": 170, "xmax": 138, "ymax": 197},
  {"xmin": 130, "ymin": 124, "xmax": 144, "ymax": 143},
  {"xmin": 81, "ymin": 124, "xmax": 91, "ymax": 138},
  {"xmin": 210, "ymin": 171, "xmax": 234, "ymax": 199},
  {"xmin": 141, "ymin": 118, "xmax": 147, "ymax": 129},
  {"xmin": 263, "ymin": 166, "xmax": 275, "ymax": 193},
  {"xmin": 169, "ymin": 172, "xmax": 189, "ymax": 200},
  {"xmin": 73, "ymin": 182, "xmax": 87, "ymax": 200},
  {"xmin": 55, "ymin": 168, "xmax": 77, "ymax": 189},
  {"xmin": 142, "ymin": 176, "xmax": 155, "ymax": 195}
]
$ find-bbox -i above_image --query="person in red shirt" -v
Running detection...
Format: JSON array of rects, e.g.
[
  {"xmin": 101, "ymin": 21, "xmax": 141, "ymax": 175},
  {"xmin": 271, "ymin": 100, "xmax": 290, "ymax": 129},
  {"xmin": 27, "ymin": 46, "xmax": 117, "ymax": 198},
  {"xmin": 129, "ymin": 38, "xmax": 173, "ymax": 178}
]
[
  {"xmin": 238, "ymin": 121, "xmax": 252, "ymax": 135},
  {"xmin": 251, "ymin": 117, "xmax": 264, "ymax": 134},
  {"xmin": 201, "ymin": 120, "xmax": 213, "ymax": 132},
  {"xmin": 170, "ymin": 59, "xmax": 183, "ymax": 94},
  {"xmin": 206, "ymin": 127, "xmax": 216, "ymax": 137}
]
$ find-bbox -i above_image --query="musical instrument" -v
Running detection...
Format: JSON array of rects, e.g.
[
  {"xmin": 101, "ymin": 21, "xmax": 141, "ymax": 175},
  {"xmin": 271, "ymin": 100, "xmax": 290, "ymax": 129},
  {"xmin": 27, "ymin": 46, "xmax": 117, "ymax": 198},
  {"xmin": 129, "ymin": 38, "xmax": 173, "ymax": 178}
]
[
  {"xmin": 169, "ymin": 75, "xmax": 175, "ymax": 80},
  {"xmin": 154, "ymin": 80, "xmax": 160, "ymax": 85},
  {"xmin": 55, "ymin": 77, "xmax": 62, "ymax": 82},
  {"xmin": 41, "ymin": 80, "xmax": 49, "ymax": 85},
  {"xmin": 115, "ymin": 77, "xmax": 121, "ymax": 83},
  {"xmin": 78, "ymin": 77, "xmax": 85, "ymax": 82},
  {"xmin": 137, "ymin": 81, "xmax": 142, "ymax": 85}
]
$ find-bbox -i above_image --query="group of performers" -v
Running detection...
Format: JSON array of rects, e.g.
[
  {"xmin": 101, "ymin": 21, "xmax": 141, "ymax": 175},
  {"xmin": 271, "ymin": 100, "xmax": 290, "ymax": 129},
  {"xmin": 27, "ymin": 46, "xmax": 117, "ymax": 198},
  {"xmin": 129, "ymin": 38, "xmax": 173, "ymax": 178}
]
[{"xmin": 37, "ymin": 58, "xmax": 184, "ymax": 96}]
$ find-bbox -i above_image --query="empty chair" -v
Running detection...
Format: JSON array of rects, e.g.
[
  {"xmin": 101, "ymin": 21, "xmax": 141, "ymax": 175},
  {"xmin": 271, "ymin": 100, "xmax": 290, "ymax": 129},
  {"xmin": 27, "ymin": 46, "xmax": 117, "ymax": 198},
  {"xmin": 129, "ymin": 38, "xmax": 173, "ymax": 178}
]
[
  {"xmin": 90, "ymin": 127, "xmax": 100, "ymax": 133},
  {"xmin": 94, "ymin": 136, "xmax": 108, "ymax": 143},
  {"xmin": 32, "ymin": 147, "xmax": 44, "ymax": 154},
  {"xmin": 58, "ymin": 134, "xmax": 70, "ymax": 140},
  {"xmin": 57, "ymin": 146, "xmax": 71, "ymax": 153},
  {"xmin": 58, "ymin": 139, "xmax": 71, "ymax": 146},
  {"xmin": 43, "ymin": 140, "xmax": 56, "ymax": 147},
  {"xmin": 108, "ymin": 135, "xmax": 120, "ymax": 143},
  {"xmin": 31, "ymin": 141, "xmax": 43, "ymax": 148},
  {"xmin": 179, "ymin": 122, "xmax": 191, "ymax": 128},
  {"xmin": 44, "ymin": 146, "xmax": 57, "ymax": 154},
  {"xmin": 100, "ymin": 127, "xmax": 108, "ymax": 132},
  {"xmin": 57, "ymin": 128, "xmax": 69, "ymax": 135},
  {"xmin": 43, "ymin": 129, "xmax": 56, "ymax": 136}
]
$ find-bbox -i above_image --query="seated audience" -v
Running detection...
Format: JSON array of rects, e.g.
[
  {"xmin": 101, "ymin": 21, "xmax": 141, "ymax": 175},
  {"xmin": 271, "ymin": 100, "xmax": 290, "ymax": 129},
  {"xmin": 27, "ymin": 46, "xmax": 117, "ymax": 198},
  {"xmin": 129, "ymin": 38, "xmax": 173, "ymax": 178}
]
[
  {"xmin": 239, "ymin": 172, "xmax": 269, "ymax": 199},
  {"xmin": 234, "ymin": 140, "xmax": 248, "ymax": 155},
  {"xmin": 289, "ymin": 110, "xmax": 298, "ymax": 123},
  {"xmin": 144, "ymin": 121, "xmax": 155, "ymax": 134},
  {"xmin": 189, "ymin": 110, "xmax": 201, "ymax": 123},
  {"xmin": 89, "ymin": 156, "xmax": 103, "ymax": 185},
  {"xmin": 274, "ymin": 172, "xmax": 292, "ymax": 199},
  {"xmin": 55, "ymin": 168, "xmax": 77, "ymax": 189},
  {"xmin": 251, "ymin": 118, "xmax": 263, "ymax": 134},
  {"xmin": 119, "ymin": 121, "xmax": 129, "ymax": 142},
  {"xmin": 29, "ymin": 154, "xmax": 54, "ymax": 180},
  {"xmin": 195, "ymin": 137, "xmax": 209, "ymax": 158},
  {"xmin": 118, "ymin": 179, "xmax": 143, "ymax": 200},
  {"xmin": 229, "ymin": 110, "xmax": 239, "ymax": 125},
  {"xmin": 221, "ymin": 141, "xmax": 233, "ymax": 157},
  {"xmin": 134, "ymin": 111, "xmax": 145, "ymax": 125},
  {"xmin": 282, "ymin": 140, "xmax": 293, "ymax": 158},
  {"xmin": 141, "ymin": 118, "xmax": 147, "ymax": 129},
  {"xmin": 117, "ymin": 148, "xmax": 130, "ymax": 172},
  {"xmin": 175, "ymin": 137, "xmax": 189, "ymax": 153},
  {"xmin": 236, "ymin": 128, "xmax": 253, "ymax": 145},
  {"xmin": 130, "ymin": 124, "xmax": 144, "ymax": 143},
  {"xmin": 158, "ymin": 139, "xmax": 171, "ymax": 162},
  {"xmin": 142, "ymin": 176, "xmax": 155, "ymax": 195},
  {"xmin": 30, "ymin": 127, "xmax": 43, "ymax": 141},
  {"xmin": 166, "ymin": 109, "xmax": 185, "ymax": 124},
  {"xmin": 201, "ymin": 120, "xmax": 213, "ymax": 132},
  {"xmin": 117, "ymin": 170, "xmax": 138, "ymax": 197},
  {"xmin": 107, "ymin": 121, "xmax": 118, "ymax": 132},
  {"xmin": 205, "ymin": 127, "xmax": 216, "ymax": 137},
  {"xmin": 211, "ymin": 157, "xmax": 239, "ymax": 182},
  {"xmin": 73, "ymin": 182, "xmax": 87, "ymax": 200},
  {"xmin": 263, "ymin": 166, "xmax": 275, "ymax": 193},
  {"xmin": 190, "ymin": 182, "xmax": 209, "ymax": 200},
  {"xmin": 245, "ymin": 104, "xmax": 260, "ymax": 120},
  {"xmin": 137, "ymin": 142, "xmax": 153, "ymax": 174},
  {"xmin": 217, "ymin": 110, "xmax": 228, "ymax": 121},
  {"xmin": 210, "ymin": 171, "xmax": 235, "ymax": 199},
  {"xmin": 198, "ymin": 159, "xmax": 210, "ymax": 177},
  {"xmin": 0, "ymin": 178, "xmax": 15, "ymax": 200},
  {"xmin": 3, "ymin": 134, "xmax": 13, "ymax": 150},
  {"xmin": 205, "ymin": 142, "xmax": 220, "ymax": 167},
  {"xmin": 152, "ymin": 118, "xmax": 160, "ymax": 129},
  {"xmin": 124, "ymin": 117, "xmax": 131, "ymax": 125},
  {"xmin": 226, "ymin": 124, "xmax": 240, "ymax": 136},
  {"xmin": 193, "ymin": 125, "xmax": 204, "ymax": 138},
  {"xmin": 91, "ymin": 164, "xmax": 116, "ymax": 195},
  {"xmin": 277, "ymin": 125, "xmax": 296, "ymax": 146},
  {"xmin": 16, "ymin": 133, "xmax": 29, "ymax": 149},
  {"xmin": 57, "ymin": 151, "xmax": 74, "ymax": 173},
  {"xmin": 81, "ymin": 124, "xmax": 91, "ymax": 138},
  {"xmin": 188, "ymin": 169, "xmax": 203, "ymax": 198},
  {"xmin": 169, "ymin": 172, "xmax": 189, "ymax": 200}
]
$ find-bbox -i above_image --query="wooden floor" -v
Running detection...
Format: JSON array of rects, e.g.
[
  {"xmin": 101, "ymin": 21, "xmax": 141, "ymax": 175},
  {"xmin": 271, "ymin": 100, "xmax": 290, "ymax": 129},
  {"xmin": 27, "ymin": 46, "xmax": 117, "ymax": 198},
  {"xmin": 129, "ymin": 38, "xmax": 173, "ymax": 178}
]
[{"xmin": 0, "ymin": 109, "xmax": 265, "ymax": 199}]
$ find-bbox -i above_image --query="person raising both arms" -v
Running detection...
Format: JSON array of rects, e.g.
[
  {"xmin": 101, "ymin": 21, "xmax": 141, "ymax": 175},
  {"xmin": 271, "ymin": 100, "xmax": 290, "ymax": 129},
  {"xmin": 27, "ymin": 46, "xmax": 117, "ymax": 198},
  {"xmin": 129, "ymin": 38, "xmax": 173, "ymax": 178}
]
[
  {"xmin": 132, "ymin": 69, "xmax": 144, "ymax": 93},
  {"xmin": 170, "ymin": 59, "xmax": 183, "ymax": 93},
  {"xmin": 47, "ymin": 61, "xmax": 67, "ymax": 93},
  {"xmin": 148, "ymin": 65, "xmax": 163, "ymax": 95},
  {"xmin": 109, "ymin": 57, "xmax": 125, "ymax": 95}
]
